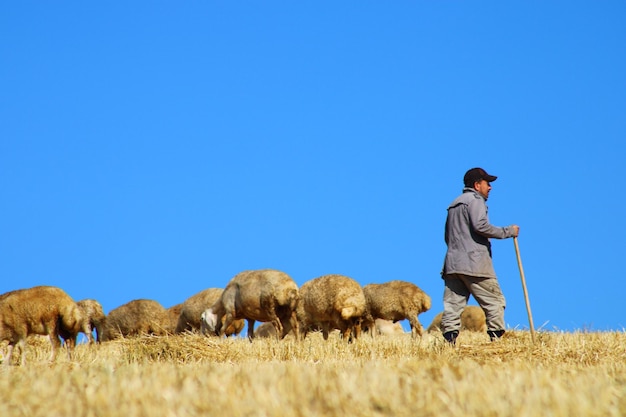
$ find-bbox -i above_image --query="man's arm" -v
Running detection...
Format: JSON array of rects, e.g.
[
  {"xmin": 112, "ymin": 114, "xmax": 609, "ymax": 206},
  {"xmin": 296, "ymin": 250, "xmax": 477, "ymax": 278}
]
[{"xmin": 468, "ymin": 198, "xmax": 518, "ymax": 239}]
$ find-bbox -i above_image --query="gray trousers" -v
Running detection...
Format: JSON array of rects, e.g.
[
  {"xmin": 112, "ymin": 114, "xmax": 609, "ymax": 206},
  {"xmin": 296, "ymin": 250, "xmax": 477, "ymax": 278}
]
[{"xmin": 441, "ymin": 273, "xmax": 506, "ymax": 333}]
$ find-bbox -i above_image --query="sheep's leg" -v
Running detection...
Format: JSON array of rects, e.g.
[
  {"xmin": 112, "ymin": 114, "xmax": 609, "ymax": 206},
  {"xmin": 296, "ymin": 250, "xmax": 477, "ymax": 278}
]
[
  {"xmin": 359, "ymin": 317, "xmax": 372, "ymax": 339},
  {"xmin": 278, "ymin": 315, "xmax": 292, "ymax": 338},
  {"xmin": 263, "ymin": 298, "xmax": 282, "ymax": 340},
  {"xmin": 342, "ymin": 325, "xmax": 352, "ymax": 342},
  {"xmin": 49, "ymin": 334, "xmax": 61, "ymax": 363},
  {"xmin": 18, "ymin": 339, "xmax": 27, "ymax": 366},
  {"xmin": 300, "ymin": 323, "xmax": 309, "ymax": 340},
  {"xmin": 339, "ymin": 319, "xmax": 361, "ymax": 343},
  {"xmin": 408, "ymin": 316, "xmax": 423, "ymax": 339},
  {"xmin": 321, "ymin": 323, "xmax": 330, "ymax": 340},
  {"xmin": 271, "ymin": 316, "xmax": 283, "ymax": 341},
  {"xmin": 4, "ymin": 343, "xmax": 15, "ymax": 367},
  {"xmin": 246, "ymin": 319, "xmax": 255, "ymax": 340},
  {"xmin": 352, "ymin": 317, "xmax": 362, "ymax": 340},
  {"xmin": 287, "ymin": 311, "xmax": 299, "ymax": 341},
  {"xmin": 84, "ymin": 323, "xmax": 95, "ymax": 344},
  {"xmin": 65, "ymin": 335, "xmax": 77, "ymax": 360},
  {"xmin": 95, "ymin": 324, "xmax": 102, "ymax": 344}
]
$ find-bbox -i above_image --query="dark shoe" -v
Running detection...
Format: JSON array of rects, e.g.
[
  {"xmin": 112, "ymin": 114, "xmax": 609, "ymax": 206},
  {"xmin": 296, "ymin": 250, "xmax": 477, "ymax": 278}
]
[
  {"xmin": 488, "ymin": 330, "xmax": 505, "ymax": 341},
  {"xmin": 443, "ymin": 331, "xmax": 459, "ymax": 346}
]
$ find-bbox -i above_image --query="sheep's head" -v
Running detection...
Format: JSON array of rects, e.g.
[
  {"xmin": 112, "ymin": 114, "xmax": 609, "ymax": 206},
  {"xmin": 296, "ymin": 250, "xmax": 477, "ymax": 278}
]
[
  {"xmin": 200, "ymin": 309, "xmax": 219, "ymax": 336},
  {"xmin": 61, "ymin": 304, "xmax": 85, "ymax": 334},
  {"xmin": 340, "ymin": 306, "xmax": 354, "ymax": 320}
]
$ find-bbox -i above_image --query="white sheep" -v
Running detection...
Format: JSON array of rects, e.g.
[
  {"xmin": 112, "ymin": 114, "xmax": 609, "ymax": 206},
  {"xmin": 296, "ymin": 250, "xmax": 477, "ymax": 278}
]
[
  {"xmin": 362, "ymin": 280, "xmax": 431, "ymax": 339},
  {"xmin": 200, "ymin": 269, "xmax": 299, "ymax": 340},
  {"xmin": 101, "ymin": 299, "xmax": 172, "ymax": 341},
  {"xmin": 296, "ymin": 274, "xmax": 367, "ymax": 341},
  {"xmin": 373, "ymin": 318, "xmax": 405, "ymax": 336},
  {"xmin": 0, "ymin": 286, "xmax": 84, "ymax": 366},
  {"xmin": 175, "ymin": 288, "xmax": 245, "ymax": 337}
]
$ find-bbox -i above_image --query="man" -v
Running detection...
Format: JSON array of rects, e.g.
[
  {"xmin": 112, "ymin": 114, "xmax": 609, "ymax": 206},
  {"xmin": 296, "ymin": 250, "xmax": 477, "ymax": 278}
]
[{"xmin": 441, "ymin": 167, "xmax": 519, "ymax": 345}]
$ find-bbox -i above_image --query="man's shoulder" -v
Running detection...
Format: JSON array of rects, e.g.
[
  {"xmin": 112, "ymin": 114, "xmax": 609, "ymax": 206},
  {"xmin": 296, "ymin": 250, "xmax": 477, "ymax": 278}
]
[{"xmin": 449, "ymin": 190, "xmax": 481, "ymax": 206}]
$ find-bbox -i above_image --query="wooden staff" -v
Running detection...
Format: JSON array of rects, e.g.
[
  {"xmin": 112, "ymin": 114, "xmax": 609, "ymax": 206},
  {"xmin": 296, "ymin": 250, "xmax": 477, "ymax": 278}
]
[{"xmin": 514, "ymin": 237, "xmax": 536, "ymax": 343}]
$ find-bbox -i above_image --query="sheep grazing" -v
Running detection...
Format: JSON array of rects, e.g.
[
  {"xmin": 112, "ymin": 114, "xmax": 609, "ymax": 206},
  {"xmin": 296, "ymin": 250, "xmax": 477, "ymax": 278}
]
[
  {"xmin": 373, "ymin": 319, "xmax": 405, "ymax": 336},
  {"xmin": 253, "ymin": 321, "xmax": 278, "ymax": 338},
  {"xmin": 362, "ymin": 318, "xmax": 405, "ymax": 337},
  {"xmin": 166, "ymin": 303, "xmax": 184, "ymax": 333},
  {"xmin": 201, "ymin": 269, "xmax": 299, "ymax": 340},
  {"xmin": 176, "ymin": 288, "xmax": 244, "ymax": 337},
  {"xmin": 0, "ymin": 285, "xmax": 84, "ymax": 366},
  {"xmin": 75, "ymin": 299, "xmax": 106, "ymax": 344},
  {"xmin": 101, "ymin": 299, "xmax": 171, "ymax": 341},
  {"xmin": 459, "ymin": 305, "xmax": 487, "ymax": 333},
  {"xmin": 362, "ymin": 280, "xmax": 431, "ymax": 339},
  {"xmin": 426, "ymin": 305, "xmax": 487, "ymax": 334},
  {"xmin": 296, "ymin": 274, "xmax": 367, "ymax": 341}
]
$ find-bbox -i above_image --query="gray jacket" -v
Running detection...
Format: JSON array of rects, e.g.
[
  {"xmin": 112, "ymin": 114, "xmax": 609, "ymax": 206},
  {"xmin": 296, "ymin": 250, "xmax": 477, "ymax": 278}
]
[{"xmin": 442, "ymin": 188, "xmax": 516, "ymax": 279}]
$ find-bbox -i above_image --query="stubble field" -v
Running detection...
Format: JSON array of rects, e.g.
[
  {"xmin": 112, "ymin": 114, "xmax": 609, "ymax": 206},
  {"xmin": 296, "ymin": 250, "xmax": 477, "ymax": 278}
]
[{"xmin": 1, "ymin": 330, "xmax": 625, "ymax": 417}]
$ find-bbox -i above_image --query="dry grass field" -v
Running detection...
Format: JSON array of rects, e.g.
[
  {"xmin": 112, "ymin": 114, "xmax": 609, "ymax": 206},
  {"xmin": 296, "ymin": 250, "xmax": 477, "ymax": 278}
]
[{"xmin": 1, "ymin": 330, "xmax": 625, "ymax": 417}]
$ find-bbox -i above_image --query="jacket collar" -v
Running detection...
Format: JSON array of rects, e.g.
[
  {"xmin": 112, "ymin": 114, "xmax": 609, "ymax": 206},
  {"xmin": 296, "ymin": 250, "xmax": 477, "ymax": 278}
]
[{"xmin": 463, "ymin": 187, "xmax": 486, "ymax": 201}]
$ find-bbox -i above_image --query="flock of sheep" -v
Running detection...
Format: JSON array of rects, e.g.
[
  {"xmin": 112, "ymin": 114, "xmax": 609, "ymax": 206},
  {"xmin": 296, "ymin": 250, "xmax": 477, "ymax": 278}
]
[{"xmin": 0, "ymin": 269, "xmax": 487, "ymax": 366}]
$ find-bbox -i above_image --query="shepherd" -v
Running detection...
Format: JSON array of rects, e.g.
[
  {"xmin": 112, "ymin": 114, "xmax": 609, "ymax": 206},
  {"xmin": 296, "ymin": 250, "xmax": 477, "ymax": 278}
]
[{"xmin": 440, "ymin": 167, "xmax": 520, "ymax": 345}]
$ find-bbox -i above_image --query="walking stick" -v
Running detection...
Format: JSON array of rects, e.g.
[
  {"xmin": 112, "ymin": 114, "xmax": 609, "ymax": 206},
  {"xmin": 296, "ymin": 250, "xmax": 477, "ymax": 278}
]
[{"xmin": 514, "ymin": 237, "xmax": 536, "ymax": 343}]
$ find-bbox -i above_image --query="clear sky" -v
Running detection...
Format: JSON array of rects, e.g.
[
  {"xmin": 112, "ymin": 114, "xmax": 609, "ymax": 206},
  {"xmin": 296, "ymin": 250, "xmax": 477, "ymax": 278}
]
[{"xmin": 2, "ymin": 2, "xmax": 625, "ymax": 334}]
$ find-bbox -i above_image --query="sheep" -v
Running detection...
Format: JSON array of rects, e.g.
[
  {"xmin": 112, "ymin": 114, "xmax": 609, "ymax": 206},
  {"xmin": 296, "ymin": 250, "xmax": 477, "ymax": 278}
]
[
  {"xmin": 101, "ymin": 299, "xmax": 171, "ymax": 341},
  {"xmin": 361, "ymin": 318, "xmax": 405, "ymax": 337},
  {"xmin": 253, "ymin": 321, "xmax": 278, "ymax": 338},
  {"xmin": 362, "ymin": 280, "xmax": 431, "ymax": 339},
  {"xmin": 296, "ymin": 274, "xmax": 367, "ymax": 341},
  {"xmin": 426, "ymin": 305, "xmax": 487, "ymax": 333},
  {"xmin": 75, "ymin": 299, "xmax": 106, "ymax": 344},
  {"xmin": 0, "ymin": 285, "xmax": 84, "ymax": 366},
  {"xmin": 166, "ymin": 303, "xmax": 184, "ymax": 334},
  {"xmin": 373, "ymin": 318, "xmax": 405, "ymax": 336},
  {"xmin": 200, "ymin": 269, "xmax": 299, "ymax": 340},
  {"xmin": 175, "ymin": 288, "xmax": 244, "ymax": 337}
]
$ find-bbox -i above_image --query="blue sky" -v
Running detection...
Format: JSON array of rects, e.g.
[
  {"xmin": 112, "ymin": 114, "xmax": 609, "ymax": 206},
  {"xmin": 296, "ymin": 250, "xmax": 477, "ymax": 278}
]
[{"xmin": 2, "ymin": 2, "xmax": 625, "ymax": 334}]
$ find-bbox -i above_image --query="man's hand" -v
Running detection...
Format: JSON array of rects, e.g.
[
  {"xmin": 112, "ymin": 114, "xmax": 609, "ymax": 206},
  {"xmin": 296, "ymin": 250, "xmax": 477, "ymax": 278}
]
[{"xmin": 510, "ymin": 225, "xmax": 520, "ymax": 237}]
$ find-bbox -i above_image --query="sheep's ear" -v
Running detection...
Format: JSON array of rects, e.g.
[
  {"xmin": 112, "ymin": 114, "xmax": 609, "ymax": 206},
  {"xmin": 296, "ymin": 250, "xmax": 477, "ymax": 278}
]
[
  {"xmin": 201, "ymin": 309, "xmax": 218, "ymax": 332},
  {"xmin": 208, "ymin": 311, "xmax": 218, "ymax": 328}
]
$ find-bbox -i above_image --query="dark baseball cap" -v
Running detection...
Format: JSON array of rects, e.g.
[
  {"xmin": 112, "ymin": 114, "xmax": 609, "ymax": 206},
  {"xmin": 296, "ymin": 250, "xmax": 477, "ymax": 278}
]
[{"xmin": 464, "ymin": 167, "xmax": 498, "ymax": 187}]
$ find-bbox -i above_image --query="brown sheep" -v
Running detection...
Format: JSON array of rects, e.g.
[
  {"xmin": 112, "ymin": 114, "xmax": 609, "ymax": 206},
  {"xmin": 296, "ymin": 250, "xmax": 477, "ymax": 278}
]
[
  {"xmin": 175, "ymin": 288, "xmax": 244, "ymax": 337},
  {"xmin": 166, "ymin": 303, "xmax": 184, "ymax": 334},
  {"xmin": 426, "ymin": 305, "xmax": 487, "ymax": 333},
  {"xmin": 76, "ymin": 299, "xmax": 106, "ymax": 344},
  {"xmin": 362, "ymin": 280, "xmax": 431, "ymax": 339},
  {"xmin": 101, "ymin": 299, "xmax": 171, "ymax": 341},
  {"xmin": 0, "ymin": 286, "xmax": 84, "ymax": 366},
  {"xmin": 253, "ymin": 321, "xmax": 278, "ymax": 338},
  {"xmin": 201, "ymin": 269, "xmax": 299, "ymax": 340},
  {"xmin": 296, "ymin": 274, "xmax": 367, "ymax": 341}
]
